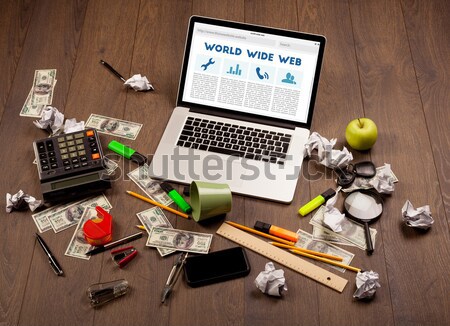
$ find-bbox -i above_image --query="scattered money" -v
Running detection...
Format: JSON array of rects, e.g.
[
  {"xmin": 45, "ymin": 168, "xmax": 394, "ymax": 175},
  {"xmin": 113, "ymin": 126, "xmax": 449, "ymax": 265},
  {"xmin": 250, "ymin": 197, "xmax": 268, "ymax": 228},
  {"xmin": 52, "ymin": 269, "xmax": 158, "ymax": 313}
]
[
  {"xmin": 85, "ymin": 114, "xmax": 143, "ymax": 140},
  {"xmin": 146, "ymin": 227, "xmax": 212, "ymax": 254},
  {"xmin": 128, "ymin": 164, "xmax": 173, "ymax": 206},
  {"xmin": 47, "ymin": 194, "xmax": 112, "ymax": 233},
  {"xmin": 32, "ymin": 201, "xmax": 74, "ymax": 233},
  {"xmin": 20, "ymin": 88, "xmax": 45, "ymax": 118},
  {"xmin": 341, "ymin": 165, "xmax": 398, "ymax": 193},
  {"xmin": 296, "ymin": 229, "xmax": 355, "ymax": 273},
  {"xmin": 136, "ymin": 207, "xmax": 175, "ymax": 257},
  {"xmin": 64, "ymin": 208, "xmax": 97, "ymax": 260},
  {"xmin": 312, "ymin": 225, "xmax": 356, "ymax": 247},
  {"xmin": 310, "ymin": 206, "xmax": 376, "ymax": 250},
  {"xmin": 31, "ymin": 69, "xmax": 57, "ymax": 106}
]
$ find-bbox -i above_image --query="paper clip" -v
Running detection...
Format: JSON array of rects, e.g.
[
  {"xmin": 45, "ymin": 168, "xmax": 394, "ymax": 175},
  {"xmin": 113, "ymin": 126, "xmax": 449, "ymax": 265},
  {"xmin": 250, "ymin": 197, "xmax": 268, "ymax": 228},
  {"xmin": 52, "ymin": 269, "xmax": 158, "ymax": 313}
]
[{"xmin": 111, "ymin": 246, "xmax": 138, "ymax": 268}]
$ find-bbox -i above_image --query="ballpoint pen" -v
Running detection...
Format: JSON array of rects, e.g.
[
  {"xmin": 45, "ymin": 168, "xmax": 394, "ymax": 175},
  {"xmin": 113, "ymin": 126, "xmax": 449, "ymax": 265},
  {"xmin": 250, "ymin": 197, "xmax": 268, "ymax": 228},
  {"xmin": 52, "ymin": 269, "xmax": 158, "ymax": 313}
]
[
  {"xmin": 161, "ymin": 252, "xmax": 188, "ymax": 303},
  {"xmin": 100, "ymin": 59, "xmax": 126, "ymax": 82},
  {"xmin": 85, "ymin": 232, "xmax": 143, "ymax": 256},
  {"xmin": 35, "ymin": 233, "xmax": 64, "ymax": 276}
]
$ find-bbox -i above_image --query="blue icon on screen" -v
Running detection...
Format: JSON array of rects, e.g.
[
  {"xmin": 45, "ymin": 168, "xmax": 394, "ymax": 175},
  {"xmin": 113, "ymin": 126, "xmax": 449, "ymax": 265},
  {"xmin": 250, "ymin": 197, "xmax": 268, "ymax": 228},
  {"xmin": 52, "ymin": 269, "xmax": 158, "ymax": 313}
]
[{"xmin": 282, "ymin": 72, "xmax": 296, "ymax": 85}]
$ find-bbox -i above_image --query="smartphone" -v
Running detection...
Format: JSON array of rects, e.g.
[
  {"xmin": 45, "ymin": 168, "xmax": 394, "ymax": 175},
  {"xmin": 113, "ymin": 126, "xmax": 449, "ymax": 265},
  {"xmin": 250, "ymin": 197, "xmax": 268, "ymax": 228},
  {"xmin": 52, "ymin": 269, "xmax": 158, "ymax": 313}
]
[{"xmin": 184, "ymin": 247, "xmax": 251, "ymax": 288}]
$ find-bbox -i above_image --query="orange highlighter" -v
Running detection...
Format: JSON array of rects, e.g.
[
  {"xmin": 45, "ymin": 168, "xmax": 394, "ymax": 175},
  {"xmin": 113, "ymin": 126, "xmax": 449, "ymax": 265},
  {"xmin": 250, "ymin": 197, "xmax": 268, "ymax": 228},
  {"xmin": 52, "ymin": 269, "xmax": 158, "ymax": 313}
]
[{"xmin": 254, "ymin": 221, "xmax": 299, "ymax": 243}]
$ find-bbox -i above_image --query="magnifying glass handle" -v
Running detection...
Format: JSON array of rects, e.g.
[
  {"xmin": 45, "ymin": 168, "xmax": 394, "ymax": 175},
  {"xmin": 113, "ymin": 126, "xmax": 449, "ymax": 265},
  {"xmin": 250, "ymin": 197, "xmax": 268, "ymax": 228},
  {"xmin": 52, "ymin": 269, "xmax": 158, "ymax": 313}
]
[{"xmin": 364, "ymin": 222, "xmax": 374, "ymax": 255}]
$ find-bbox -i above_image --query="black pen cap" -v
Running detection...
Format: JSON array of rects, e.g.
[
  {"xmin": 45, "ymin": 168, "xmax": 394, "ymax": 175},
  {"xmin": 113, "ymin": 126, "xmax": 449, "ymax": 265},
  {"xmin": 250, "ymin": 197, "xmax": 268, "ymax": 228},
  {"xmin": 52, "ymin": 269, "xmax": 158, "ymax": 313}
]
[
  {"xmin": 160, "ymin": 182, "xmax": 173, "ymax": 193},
  {"xmin": 254, "ymin": 221, "xmax": 271, "ymax": 234},
  {"xmin": 321, "ymin": 188, "xmax": 336, "ymax": 201}
]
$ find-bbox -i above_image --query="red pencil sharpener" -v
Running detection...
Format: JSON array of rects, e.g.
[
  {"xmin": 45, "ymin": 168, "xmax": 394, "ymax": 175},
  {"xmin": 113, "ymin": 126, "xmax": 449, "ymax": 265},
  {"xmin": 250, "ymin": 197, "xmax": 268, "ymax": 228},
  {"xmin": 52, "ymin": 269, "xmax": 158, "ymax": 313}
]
[
  {"xmin": 111, "ymin": 246, "xmax": 138, "ymax": 268},
  {"xmin": 83, "ymin": 206, "xmax": 113, "ymax": 246}
]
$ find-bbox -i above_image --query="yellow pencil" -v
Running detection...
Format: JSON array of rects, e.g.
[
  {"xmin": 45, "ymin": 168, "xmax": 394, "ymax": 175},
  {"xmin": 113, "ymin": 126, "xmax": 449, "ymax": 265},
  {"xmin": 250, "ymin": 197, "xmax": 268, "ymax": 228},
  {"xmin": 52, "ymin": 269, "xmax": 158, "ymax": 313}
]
[
  {"xmin": 289, "ymin": 249, "xmax": 361, "ymax": 273},
  {"xmin": 126, "ymin": 190, "xmax": 189, "ymax": 219},
  {"xmin": 225, "ymin": 221, "xmax": 295, "ymax": 246},
  {"xmin": 269, "ymin": 241, "xmax": 343, "ymax": 261},
  {"xmin": 136, "ymin": 225, "xmax": 146, "ymax": 231}
]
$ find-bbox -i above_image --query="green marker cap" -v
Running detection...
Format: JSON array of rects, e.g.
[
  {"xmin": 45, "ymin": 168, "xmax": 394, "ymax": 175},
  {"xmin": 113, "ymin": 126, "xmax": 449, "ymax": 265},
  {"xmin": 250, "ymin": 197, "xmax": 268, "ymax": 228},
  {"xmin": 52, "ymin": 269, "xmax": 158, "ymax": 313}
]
[{"xmin": 108, "ymin": 140, "xmax": 136, "ymax": 159}]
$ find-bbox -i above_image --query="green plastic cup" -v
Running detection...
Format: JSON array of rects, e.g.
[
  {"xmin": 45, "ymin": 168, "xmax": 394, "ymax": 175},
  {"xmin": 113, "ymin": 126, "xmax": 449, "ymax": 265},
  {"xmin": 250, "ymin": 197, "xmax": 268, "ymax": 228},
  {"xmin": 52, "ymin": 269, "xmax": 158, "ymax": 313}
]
[{"xmin": 190, "ymin": 181, "xmax": 232, "ymax": 222}]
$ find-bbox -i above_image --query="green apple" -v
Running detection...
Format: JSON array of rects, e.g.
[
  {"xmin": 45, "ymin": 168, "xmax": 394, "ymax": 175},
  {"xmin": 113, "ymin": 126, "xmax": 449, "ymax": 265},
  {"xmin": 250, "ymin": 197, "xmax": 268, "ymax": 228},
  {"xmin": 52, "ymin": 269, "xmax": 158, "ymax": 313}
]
[{"xmin": 345, "ymin": 118, "xmax": 378, "ymax": 150}]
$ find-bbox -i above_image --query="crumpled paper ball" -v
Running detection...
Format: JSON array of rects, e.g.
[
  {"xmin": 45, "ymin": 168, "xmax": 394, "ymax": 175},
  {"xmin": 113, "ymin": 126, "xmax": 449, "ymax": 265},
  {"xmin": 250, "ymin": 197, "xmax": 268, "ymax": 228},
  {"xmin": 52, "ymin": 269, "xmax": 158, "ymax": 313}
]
[
  {"xmin": 353, "ymin": 270, "xmax": 381, "ymax": 300},
  {"xmin": 402, "ymin": 200, "xmax": 434, "ymax": 230},
  {"xmin": 254, "ymin": 262, "xmax": 287, "ymax": 297},
  {"xmin": 124, "ymin": 74, "xmax": 154, "ymax": 91},
  {"xmin": 6, "ymin": 190, "xmax": 42, "ymax": 213},
  {"xmin": 33, "ymin": 106, "xmax": 64, "ymax": 135}
]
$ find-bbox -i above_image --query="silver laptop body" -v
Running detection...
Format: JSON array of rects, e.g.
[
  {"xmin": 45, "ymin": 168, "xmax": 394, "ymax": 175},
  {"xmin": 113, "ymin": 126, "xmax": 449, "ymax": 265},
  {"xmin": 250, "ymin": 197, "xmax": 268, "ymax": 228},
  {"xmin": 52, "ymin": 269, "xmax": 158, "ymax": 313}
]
[{"xmin": 150, "ymin": 16, "xmax": 326, "ymax": 203}]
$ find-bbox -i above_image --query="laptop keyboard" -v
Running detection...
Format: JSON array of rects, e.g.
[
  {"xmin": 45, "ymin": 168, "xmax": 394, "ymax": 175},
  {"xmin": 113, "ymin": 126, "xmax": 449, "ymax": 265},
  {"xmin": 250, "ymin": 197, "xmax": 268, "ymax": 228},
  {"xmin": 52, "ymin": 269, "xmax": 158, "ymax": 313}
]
[{"xmin": 176, "ymin": 117, "xmax": 291, "ymax": 165}]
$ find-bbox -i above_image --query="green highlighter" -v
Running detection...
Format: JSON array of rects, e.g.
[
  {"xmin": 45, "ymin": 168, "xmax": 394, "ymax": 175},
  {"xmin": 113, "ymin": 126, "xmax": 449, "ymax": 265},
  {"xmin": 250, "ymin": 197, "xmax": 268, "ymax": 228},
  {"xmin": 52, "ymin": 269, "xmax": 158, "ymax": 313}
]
[
  {"xmin": 108, "ymin": 140, "xmax": 147, "ymax": 165},
  {"xmin": 298, "ymin": 188, "xmax": 336, "ymax": 216},
  {"xmin": 160, "ymin": 182, "xmax": 192, "ymax": 214}
]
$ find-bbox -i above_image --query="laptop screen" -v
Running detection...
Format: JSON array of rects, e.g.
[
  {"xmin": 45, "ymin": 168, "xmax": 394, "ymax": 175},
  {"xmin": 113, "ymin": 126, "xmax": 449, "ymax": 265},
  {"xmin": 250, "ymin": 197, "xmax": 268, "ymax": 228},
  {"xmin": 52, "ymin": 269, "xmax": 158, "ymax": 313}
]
[{"xmin": 177, "ymin": 16, "xmax": 326, "ymax": 128}]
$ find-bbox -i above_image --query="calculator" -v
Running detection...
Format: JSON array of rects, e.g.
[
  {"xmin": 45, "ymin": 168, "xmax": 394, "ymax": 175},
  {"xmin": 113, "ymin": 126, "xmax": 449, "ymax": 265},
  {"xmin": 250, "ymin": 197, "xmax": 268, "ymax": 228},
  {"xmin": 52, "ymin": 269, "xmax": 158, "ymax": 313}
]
[{"xmin": 33, "ymin": 129, "xmax": 111, "ymax": 204}]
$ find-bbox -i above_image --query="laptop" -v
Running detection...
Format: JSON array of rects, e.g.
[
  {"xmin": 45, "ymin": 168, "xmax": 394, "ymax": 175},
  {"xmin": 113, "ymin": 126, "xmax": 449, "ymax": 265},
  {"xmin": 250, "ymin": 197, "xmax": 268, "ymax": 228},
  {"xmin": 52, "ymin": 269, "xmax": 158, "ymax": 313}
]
[{"xmin": 149, "ymin": 16, "xmax": 326, "ymax": 203}]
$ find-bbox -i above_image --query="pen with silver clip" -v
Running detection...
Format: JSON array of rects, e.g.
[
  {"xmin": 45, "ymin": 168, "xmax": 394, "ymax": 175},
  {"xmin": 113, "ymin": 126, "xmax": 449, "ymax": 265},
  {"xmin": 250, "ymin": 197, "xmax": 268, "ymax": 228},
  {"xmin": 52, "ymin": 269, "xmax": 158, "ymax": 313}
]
[
  {"xmin": 161, "ymin": 252, "xmax": 188, "ymax": 303},
  {"xmin": 35, "ymin": 233, "xmax": 64, "ymax": 276}
]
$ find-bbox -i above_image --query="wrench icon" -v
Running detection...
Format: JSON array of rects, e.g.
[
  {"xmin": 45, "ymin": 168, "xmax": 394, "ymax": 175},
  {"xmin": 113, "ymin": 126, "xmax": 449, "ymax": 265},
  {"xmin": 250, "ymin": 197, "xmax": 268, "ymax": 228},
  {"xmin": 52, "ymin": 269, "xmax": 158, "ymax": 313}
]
[{"xmin": 201, "ymin": 58, "xmax": 215, "ymax": 71}]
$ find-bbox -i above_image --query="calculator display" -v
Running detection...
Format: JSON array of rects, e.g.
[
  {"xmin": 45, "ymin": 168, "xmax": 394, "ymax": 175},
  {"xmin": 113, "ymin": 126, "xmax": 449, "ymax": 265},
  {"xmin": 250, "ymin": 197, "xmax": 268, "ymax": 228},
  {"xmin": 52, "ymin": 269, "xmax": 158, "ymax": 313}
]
[{"xmin": 50, "ymin": 173, "xmax": 101, "ymax": 190}]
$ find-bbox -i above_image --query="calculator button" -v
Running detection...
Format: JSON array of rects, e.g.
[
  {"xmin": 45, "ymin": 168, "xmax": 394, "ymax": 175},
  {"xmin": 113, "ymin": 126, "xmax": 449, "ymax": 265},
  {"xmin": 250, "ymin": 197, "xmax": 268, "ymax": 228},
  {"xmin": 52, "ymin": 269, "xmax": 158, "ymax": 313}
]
[
  {"xmin": 49, "ymin": 157, "xmax": 57, "ymax": 163},
  {"xmin": 66, "ymin": 135, "xmax": 74, "ymax": 140},
  {"xmin": 89, "ymin": 142, "xmax": 97, "ymax": 148},
  {"xmin": 78, "ymin": 150, "xmax": 86, "ymax": 156},
  {"xmin": 88, "ymin": 137, "xmax": 95, "ymax": 142},
  {"xmin": 63, "ymin": 160, "xmax": 70, "ymax": 166},
  {"xmin": 57, "ymin": 137, "xmax": 65, "ymax": 143},
  {"xmin": 42, "ymin": 165, "xmax": 50, "ymax": 171},
  {"xmin": 81, "ymin": 162, "xmax": 88, "ymax": 167},
  {"xmin": 67, "ymin": 141, "xmax": 75, "ymax": 146},
  {"xmin": 75, "ymin": 139, "xmax": 83, "ymax": 145},
  {"xmin": 46, "ymin": 141, "xmax": 54, "ymax": 150},
  {"xmin": 72, "ymin": 158, "xmax": 79, "ymax": 164},
  {"xmin": 37, "ymin": 142, "xmax": 46, "ymax": 153},
  {"xmin": 68, "ymin": 146, "xmax": 76, "ymax": 152},
  {"xmin": 86, "ymin": 130, "xmax": 94, "ymax": 137},
  {"xmin": 40, "ymin": 159, "xmax": 48, "ymax": 165},
  {"xmin": 74, "ymin": 132, "xmax": 84, "ymax": 139},
  {"xmin": 77, "ymin": 145, "xmax": 84, "ymax": 151},
  {"xmin": 64, "ymin": 166, "xmax": 71, "ymax": 171},
  {"xmin": 61, "ymin": 154, "xmax": 69, "ymax": 160},
  {"xmin": 59, "ymin": 142, "xmax": 67, "ymax": 149},
  {"xmin": 50, "ymin": 163, "xmax": 58, "ymax": 169},
  {"xmin": 69, "ymin": 152, "xmax": 78, "ymax": 158},
  {"xmin": 39, "ymin": 153, "xmax": 46, "ymax": 159},
  {"xmin": 73, "ymin": 164, "xmax": 80, "ymax": 169},
  {"xmin": 91, "ymin": 147, "xmax": 98, "ymax": 154},
  {"xmin": 79, "ymin": 156, "xmax": 87, "ymax": 162},
  {"xmin": 92, "ymin": 153, "xmax": 100, "ymax": 160},
  {"xmin": 48, "ymin": 151, "xmax": 56, "ymax": 157},
  {"xmin": 60, "ymin": 148, "xmax": 68, "ymax": 154}
]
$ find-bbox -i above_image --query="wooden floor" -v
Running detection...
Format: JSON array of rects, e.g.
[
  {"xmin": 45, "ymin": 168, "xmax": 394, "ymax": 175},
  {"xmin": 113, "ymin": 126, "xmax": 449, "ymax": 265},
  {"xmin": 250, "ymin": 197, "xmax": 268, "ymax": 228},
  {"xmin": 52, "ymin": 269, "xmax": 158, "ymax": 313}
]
[{"xmin": 1, "ymin": 0, "xmax": 449, "ymax": 325}]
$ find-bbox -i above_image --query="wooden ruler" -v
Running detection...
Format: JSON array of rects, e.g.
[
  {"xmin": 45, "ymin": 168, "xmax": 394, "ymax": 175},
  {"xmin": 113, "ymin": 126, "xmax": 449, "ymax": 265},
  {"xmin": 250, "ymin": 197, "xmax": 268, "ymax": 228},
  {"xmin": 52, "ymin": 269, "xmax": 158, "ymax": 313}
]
[{"xmin": 216, "ymin": 223, "xmax": 348, "ymax": 292}]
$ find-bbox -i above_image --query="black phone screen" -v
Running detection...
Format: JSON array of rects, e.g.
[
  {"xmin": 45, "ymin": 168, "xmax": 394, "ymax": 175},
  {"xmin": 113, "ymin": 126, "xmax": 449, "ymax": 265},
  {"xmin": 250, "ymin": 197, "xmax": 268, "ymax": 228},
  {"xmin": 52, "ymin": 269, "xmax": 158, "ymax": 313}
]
[{"xmin": 184, "ymin": 247, "xmax": 251, "ymax": 287}]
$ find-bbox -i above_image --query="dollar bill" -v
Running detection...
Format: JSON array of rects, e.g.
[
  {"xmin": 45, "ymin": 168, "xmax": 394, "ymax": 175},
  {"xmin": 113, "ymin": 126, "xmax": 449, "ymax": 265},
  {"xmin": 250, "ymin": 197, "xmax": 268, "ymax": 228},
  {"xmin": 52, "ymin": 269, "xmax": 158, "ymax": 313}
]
[
  {"xmin": 312, "ymin": 225, "xmax": 356, "ymax": 247},
  {"xmin": 48, "ymin": 194, "xmax": 112, "ymax": 233},
  {"xmin": 64, "ymin": 208, "xmax": 97, "ymax": 260},
  {"xmin": 310, "ymin": 206, "xmax": 376, "ymax": 250},
  {"xmin": 31, "ymin": 202, "xmax": 74, "ymax": 233},
  {"xmin": 85, "ymin": 114, "xmax": 143, "ymax": 140},
  {"xmin": 136, "ymin": 207, "xmax": 175, "ymax": 257},
  {"xmin": 146, "ymin": 227, "xmax": 212, "ymax": 254},
  {"xmin": 295, "ymin": 229, "xmax": 355, "ymax": 273},
  {"xmin": 31, "ymin": 69, "xmax": 57, "ymax": 106},
  {"xmin": 341, "ymin": 165, "xmax": 399, "ymax": 193},
  {"xmin": 20, "ymin": 88, "xmax": 45, "ymax": 117},
  {"xmin": 128, "ymin": 164, "xmax": 173, "ymax": 206}
]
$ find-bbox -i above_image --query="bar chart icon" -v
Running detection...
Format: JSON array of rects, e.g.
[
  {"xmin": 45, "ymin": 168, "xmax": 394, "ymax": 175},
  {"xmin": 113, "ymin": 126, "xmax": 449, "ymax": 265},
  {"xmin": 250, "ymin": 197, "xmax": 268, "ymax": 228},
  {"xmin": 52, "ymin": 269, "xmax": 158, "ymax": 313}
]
[{"xmin": 227, "ymin": 64, "xmax": 242, "ymax": 76}]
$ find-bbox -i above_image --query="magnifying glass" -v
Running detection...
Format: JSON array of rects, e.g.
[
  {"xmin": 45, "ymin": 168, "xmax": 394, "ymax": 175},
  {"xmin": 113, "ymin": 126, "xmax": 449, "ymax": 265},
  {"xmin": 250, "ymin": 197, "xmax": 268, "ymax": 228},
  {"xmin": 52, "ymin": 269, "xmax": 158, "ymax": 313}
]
[{"xmin": 343, "ymin": 190, "xmax": 383, "ymax": 255}]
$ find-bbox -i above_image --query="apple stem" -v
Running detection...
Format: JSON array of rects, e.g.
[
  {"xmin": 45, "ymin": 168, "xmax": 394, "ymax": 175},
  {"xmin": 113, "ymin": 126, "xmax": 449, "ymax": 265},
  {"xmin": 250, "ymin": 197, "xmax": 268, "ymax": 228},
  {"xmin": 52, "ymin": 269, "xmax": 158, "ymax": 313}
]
[{"xmin": 358, "ymin": 118, "xmax": 363, "ymax": 128}]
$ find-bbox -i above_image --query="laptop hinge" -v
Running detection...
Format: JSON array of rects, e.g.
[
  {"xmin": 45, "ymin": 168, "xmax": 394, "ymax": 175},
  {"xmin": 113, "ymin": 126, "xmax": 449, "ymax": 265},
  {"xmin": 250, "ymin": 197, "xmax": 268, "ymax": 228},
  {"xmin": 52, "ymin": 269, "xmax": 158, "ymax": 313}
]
[{"xmin": 187, "ymin": 106, "xmax": 298, "ymax": 130}]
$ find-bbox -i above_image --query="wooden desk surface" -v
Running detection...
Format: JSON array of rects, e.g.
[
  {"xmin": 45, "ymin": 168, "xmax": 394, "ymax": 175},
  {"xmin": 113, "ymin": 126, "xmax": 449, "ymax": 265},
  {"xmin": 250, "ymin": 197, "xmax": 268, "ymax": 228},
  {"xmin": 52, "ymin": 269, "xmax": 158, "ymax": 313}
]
[{"xmin": 1, "ymin": 1, "xmax": 449, "ymax": 325}]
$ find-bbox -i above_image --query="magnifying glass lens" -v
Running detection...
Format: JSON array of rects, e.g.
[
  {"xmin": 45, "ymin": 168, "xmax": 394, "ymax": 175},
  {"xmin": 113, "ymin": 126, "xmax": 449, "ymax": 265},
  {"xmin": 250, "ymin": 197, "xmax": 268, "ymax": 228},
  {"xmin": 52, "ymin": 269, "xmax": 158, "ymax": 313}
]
[{"xmin": 344, "ymin": 191, "xmax": 382, "ymax": 221}]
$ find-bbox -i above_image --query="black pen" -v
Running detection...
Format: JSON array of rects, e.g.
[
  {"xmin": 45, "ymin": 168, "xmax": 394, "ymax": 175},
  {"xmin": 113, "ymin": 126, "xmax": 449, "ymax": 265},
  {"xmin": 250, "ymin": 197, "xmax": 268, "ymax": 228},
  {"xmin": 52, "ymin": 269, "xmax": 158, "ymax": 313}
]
[
  {"xmin": 85, "ymin": 232, "xmax": 143, "ymax": 256},
  {"xmin": 100, "ymin": 59, "xmax": 126, "ymax": 82},
  {"xmin": 35, "ymin": 233, "xmax": 64, "ymax": 276}
]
